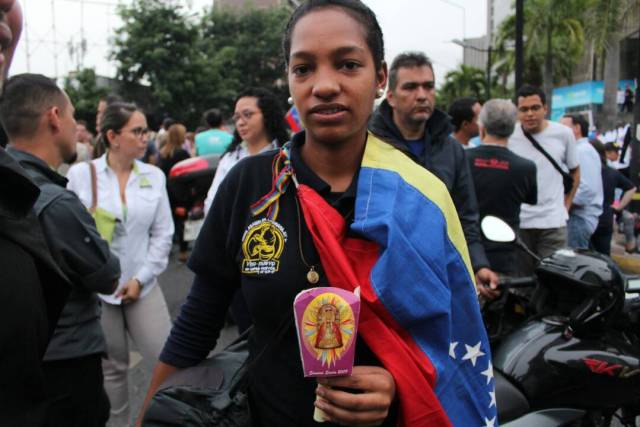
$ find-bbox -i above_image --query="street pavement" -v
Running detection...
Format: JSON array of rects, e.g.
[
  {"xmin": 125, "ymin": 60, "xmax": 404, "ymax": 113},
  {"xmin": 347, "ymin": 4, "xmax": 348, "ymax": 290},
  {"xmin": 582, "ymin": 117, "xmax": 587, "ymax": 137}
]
[{"xmin": 108, "ymin": 248, "xmax": 238, "ymax": 427}]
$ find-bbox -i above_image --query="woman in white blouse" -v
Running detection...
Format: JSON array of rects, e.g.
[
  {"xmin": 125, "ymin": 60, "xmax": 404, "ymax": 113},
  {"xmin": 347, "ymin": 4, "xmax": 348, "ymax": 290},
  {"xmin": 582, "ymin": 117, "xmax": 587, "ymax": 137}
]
[
  {"xmin": 67, "ymin": 102, "xmax": 174, "ymax": 426},
  {"xmin": 203, "ymin": 87, "xmax": 289, "ymax": 215}
]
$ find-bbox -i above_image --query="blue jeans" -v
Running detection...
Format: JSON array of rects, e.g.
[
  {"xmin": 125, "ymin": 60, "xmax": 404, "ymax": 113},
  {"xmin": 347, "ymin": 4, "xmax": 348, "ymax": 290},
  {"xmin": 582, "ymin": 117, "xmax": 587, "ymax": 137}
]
[{"xmin": 567, "ymin": 214, "xmax": 595, "ymax": 249}]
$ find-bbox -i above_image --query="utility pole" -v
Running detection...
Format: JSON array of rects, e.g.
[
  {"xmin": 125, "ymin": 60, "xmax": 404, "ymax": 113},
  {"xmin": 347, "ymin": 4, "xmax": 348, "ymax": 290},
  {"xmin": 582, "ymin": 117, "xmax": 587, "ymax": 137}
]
[
  {"xmin": 51, "ymin": 0, "xmax": 59, "ymax": 79},
  {"xmin": 515, "ymin": 0, "xmax": 524, "ymax": 96},
  {"xmin": 23, "ymin": 0, "xmax": 31, "ymax": 72},
  {"xmin": 486, "ymin": 45, "xmax": 492, "ymax": 99}
]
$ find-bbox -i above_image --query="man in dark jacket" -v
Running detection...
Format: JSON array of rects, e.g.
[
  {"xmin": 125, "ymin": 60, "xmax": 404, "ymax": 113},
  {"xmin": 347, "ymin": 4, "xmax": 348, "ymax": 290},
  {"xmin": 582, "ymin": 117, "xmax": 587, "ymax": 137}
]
[
  {"xmin": 0, "ymin": 1, "xmax": 72, "ymax": 425},
  {"xmin": 369, "ymin": 52, "xmax": 499, "ymax": 299},
  {"xmin": 3, "ymin": 74, "xmax": 120, "ymax": 426}
]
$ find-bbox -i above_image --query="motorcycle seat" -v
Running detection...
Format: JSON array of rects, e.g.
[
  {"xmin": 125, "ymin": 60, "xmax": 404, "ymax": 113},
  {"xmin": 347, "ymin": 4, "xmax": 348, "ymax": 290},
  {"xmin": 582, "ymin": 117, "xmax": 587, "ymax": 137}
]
[{"xmin": 495, "ymin": 370, "xmax": 529, "ymax": 423}]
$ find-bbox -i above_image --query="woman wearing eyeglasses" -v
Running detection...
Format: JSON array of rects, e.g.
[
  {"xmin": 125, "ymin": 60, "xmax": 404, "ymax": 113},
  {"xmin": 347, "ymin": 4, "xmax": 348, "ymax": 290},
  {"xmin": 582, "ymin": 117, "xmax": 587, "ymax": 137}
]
[
  {"xmin": 203, "ymin": 87, "xmax": 289, "ymax": 216},
  {"xmin": 67, "ymin": 102, "xmax": 174, "ymax": 426}
]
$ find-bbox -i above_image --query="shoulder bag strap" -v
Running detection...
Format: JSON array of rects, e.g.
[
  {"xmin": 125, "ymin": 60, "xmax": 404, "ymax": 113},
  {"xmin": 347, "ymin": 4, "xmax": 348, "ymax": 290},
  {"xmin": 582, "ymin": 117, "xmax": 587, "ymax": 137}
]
[
  {"xmin": 522, "ymin": 126, "xmax": 571, "ymax": 179},
  {"xmin": 89, "ymin": 161, "xmax": 97, "ymax": 213}
]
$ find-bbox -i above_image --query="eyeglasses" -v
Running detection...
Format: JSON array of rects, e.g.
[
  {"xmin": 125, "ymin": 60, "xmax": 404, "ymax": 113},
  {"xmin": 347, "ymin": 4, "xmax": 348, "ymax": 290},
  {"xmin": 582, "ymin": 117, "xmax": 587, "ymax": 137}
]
[
  {"xmin": 121, "ymin": 127, "xmax": 149, "ymax": 138},
  {"xmin": 232, "ymin": 110, "xmax": 257, "ymax": 123},
  {"xmin": 518, "ymin": 105, "xmax": 544, "ymax": 113}
]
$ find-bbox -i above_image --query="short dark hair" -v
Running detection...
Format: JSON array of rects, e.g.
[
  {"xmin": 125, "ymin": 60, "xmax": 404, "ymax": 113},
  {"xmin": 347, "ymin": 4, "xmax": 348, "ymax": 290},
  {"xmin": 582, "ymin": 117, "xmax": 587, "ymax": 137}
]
[
  {"xmin": 562, "ymin": 114, "xmax": 589, "ymax": 138},
  {"xmin": 162, "ymin": 117, "xmax": 175, "ymax": 130},
  {"xmin": 516, "ymin": 84, "xmax": 546, "ymax": 105},
  {"xmin": 203, "ymin": 108, "xmax": 223, "ymax": 128},
  {"xmin": 0, "ymin": 73, "xmax": 68, "ymax": 139},
  {"xmin": 604, "ymin": 142, "xmax": 618, "ymax": 152},
  {"xmin": 76, "ymin": 119, "xmax": 88, "ymax": 127},
  {"xmin": 449, "ymin": 97, "xmax": 478, "ymax": 132},
  {"xmin": 388, "ymin": 52, "xmax": 434, "ymax": 91},
  {"xmin": 283, "ymin": 0, "xmax": 385, "ymax": 72},
  {"xmin": 99, "ymin": 102, "xmax": 142, "ymax": 148},
  {"xmin": 589, "ymin": 138, "xmax": 607, "ymax": 167}
]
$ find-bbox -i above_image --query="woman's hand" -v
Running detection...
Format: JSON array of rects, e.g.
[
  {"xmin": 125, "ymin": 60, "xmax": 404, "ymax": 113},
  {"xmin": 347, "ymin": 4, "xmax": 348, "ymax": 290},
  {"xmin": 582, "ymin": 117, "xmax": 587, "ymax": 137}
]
[
  {"xmin": 315, "ymin": 366, "xmax": 396, "ymax": 426},
  {"xmin": 117, "ymin": 278, "xmax": 142, "ymax": 304}
]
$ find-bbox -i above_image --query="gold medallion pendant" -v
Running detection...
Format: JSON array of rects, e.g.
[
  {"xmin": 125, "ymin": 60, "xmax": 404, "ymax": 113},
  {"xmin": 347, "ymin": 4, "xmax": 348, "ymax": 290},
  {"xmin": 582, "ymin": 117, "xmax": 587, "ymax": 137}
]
[{"xmin": 306, "ymin": 267, "xmax": 320, "ymax": 284}]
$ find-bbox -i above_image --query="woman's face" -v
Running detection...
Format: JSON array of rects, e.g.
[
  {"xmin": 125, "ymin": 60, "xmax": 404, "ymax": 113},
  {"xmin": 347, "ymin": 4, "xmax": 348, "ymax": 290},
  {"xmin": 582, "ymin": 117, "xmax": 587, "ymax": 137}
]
[
  {"xmin": 287, "ymin": 7, "xmax": 386, "ymax": 146},
  {"xmin": 112, "ymin": 111, "xmax": 148, "ymax": 160},
  {"xmin": 233, "ymin": 96, "xmax": 267, "ymax": 145}
]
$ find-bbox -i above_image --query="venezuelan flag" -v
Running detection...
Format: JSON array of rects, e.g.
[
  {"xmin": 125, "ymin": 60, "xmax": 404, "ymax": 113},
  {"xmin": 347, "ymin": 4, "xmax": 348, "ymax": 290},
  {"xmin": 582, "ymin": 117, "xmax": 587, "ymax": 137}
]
[
  {"xmin": 285, "ymin": 106, "xmax": 303, "ymax": 133},
  {"xmin": 296, "ymin": 133, "xmax": 497, "ymax": 426}
]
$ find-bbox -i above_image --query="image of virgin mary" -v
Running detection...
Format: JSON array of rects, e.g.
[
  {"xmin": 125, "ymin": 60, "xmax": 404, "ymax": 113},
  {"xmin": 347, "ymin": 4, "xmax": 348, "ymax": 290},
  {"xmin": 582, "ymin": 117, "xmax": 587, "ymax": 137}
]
[{"xmin": 315, "ymin": 304, "xmax": 343, "ymax": 349}]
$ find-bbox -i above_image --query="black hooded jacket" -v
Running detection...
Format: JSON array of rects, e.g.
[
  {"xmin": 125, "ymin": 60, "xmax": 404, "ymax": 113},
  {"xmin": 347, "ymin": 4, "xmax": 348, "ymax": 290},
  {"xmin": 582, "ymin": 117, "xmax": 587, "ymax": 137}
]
[
  {"xmin": 369, "ymin": 100, "xmax": 490, "ymax": 271},
  {"xmin": 0, "ymin": 148, "xmax": 70, "ymax": 424}
]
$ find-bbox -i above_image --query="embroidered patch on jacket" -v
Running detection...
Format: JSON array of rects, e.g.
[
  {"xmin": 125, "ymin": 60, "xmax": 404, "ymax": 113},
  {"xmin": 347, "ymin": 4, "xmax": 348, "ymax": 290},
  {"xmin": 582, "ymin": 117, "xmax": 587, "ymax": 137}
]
[{"xmin": 241, "ymin": 219, "xmax": 287, "ymax": 274}]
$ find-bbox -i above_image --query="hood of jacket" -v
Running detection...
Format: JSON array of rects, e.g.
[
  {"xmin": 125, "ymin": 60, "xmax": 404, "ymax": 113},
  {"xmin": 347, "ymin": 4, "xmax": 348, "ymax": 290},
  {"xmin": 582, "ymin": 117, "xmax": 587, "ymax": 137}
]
[{"xmin": 369, "ymin": 99, "xmax": 454, "ymax": 148}]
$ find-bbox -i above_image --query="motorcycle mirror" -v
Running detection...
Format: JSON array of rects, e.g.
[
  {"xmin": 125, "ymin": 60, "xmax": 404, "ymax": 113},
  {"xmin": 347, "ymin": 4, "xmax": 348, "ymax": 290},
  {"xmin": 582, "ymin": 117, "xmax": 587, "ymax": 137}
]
[{"xmin": 481, "ymin": 216, "xmax": 516, "ymax": 243}]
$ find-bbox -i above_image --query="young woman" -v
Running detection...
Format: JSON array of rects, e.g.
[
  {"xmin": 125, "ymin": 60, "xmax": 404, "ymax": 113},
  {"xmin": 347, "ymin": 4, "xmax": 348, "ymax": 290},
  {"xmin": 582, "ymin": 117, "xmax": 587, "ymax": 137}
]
[
  {"xmin": 67, "ymin": 102, "xmax": 174, "ymax": 426},
  {"xmin": 158, "ymin": 123, "xmax": 191, "ymax": 176},
  {"xmin": 139, "ymin": 1, "xmax": 493, "ymax": 426},
  {"xmin": 202, "ymin": 87, "xmax": 288, "ymax": 215},
  {"xmin": 158, "ymin": 123, "xmax": 192, "ymax": 262}
]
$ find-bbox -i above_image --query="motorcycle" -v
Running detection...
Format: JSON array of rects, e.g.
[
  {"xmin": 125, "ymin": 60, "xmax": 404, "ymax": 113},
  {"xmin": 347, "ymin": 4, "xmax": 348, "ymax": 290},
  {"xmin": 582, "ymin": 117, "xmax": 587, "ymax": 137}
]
[
  {"xmin": 480, "ymin": 216, "xmax": 640, "ymax": 427},
  {"xmin": 168, "ymin": 154, "xmax": 220, "ymax": 242}
]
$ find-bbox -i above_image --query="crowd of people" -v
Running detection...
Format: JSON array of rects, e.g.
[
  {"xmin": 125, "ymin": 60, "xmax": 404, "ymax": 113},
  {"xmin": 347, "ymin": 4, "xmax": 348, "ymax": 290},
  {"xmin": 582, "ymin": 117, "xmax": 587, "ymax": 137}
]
[{"xmin": 1, "ymin": 0, "xmax": 639, "ymax": 426}]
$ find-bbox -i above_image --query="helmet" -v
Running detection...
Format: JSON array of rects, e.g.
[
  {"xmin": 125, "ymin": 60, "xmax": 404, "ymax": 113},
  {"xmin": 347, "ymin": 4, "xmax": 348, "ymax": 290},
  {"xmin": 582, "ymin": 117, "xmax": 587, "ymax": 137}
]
[{"xmin": 534, "ymin": 249, "xmax": 625, "ymax": 335}]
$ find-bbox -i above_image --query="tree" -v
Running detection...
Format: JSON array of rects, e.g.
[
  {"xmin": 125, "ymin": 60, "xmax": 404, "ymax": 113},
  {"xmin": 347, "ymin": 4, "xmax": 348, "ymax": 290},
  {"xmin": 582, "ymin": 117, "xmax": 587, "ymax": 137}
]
[
  {"xmin": 438, "ymin": 65, "xmax": 487, "ymax": 110},
  {"xmin": 110, "ymin": 0, "xmax": 290, "ymax": 128},
  {"xmin": 64, "ymin": 68, "xmax": 108, "ymax": 133},
  {"xmin": 584, "ymin": 0, "xmax": 640, "ymax": 128},
  {"xmin": 493, "ymin": 0, "xmax": 586, "ymax": 110},
  {"xmin": 111, "ymin": 0, "xmax": 208, "ymax": 126},
  {"xmin": 197, "ymin": 6, "xmax": 291, "ymax": 115}
]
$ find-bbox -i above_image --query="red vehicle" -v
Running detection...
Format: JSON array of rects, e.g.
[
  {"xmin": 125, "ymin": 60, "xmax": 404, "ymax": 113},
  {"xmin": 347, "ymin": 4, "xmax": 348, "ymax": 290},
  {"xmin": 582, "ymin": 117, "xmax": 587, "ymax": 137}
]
[{"xmin": 168, "ymin": 154, "xmax": 220, "ymax": 242}]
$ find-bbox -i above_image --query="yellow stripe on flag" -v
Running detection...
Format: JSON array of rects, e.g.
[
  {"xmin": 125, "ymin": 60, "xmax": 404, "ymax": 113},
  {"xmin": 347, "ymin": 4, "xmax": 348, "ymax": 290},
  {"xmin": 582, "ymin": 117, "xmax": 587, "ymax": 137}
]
[{"xmin": 362, "ymin": 133, "xmax": 474, "ymax": 280}]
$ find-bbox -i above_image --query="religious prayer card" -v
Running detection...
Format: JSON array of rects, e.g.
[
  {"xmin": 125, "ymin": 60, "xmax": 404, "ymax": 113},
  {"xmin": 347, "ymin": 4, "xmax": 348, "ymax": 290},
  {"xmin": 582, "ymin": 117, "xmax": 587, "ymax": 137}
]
[{"xmin": 293, "ymin": 287, "xmax": 360, "ymax": 378}]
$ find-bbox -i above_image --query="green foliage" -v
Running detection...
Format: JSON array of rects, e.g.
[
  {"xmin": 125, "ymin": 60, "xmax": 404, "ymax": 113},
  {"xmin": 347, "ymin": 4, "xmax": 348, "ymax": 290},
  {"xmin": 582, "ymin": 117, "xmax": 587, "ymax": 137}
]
[
  {"xmin": 439, "ymin": 65, "xmax": 486, "ymax": 110},
  {"xmin": 63, "ymin": 68, "xmax": 108, "ymax": 133},
  {"xmin": 493, "ymin": 0, "xmax": 586, "ymax": 92},
  {"xmin": 110, "ymin": 0, "xmax": 290, "ymax": 128},
  {"xmin": 199, "ymin": 6, "xmax": 291, "ymax": 109},
  {"xmin": 584, "ymin": 0, "xmax": 640, "ymax": 70}
]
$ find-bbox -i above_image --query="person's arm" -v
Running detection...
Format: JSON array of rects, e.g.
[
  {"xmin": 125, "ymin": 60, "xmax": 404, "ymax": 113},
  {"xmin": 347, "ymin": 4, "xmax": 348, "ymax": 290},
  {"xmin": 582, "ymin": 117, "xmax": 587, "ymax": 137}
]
[
  {"xmin": 563, "ymin": 130, "xmax": 580, "ymax": 210},
  {"xmin": 133, "ymin": 174, "xmax": 174, "ymax": 288},
  {"xmin": 564, "ymin": 166, "xmax": 580, "ymax": 210},
  {"xmin": 204, "ymin": 154, "xmax": 231, "ymax": 216},
  {"xmin": 450, "ymin": 144, "xmax": 499, "ymax": 298},
  {"xmin": 39, "ymin": 194, "xmax": 120, "ymax": 294},
  {"xmin": 136, "ymin": 273, "xmax": 236, "ymax": 425},
  {"xmin": 617, "ymin": 186, "xmax": 637, "ymax": 211}
]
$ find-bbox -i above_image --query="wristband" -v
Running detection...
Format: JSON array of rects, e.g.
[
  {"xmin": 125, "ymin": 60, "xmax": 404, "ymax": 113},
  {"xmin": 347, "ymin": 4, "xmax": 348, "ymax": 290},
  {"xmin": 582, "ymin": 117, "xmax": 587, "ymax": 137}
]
[{"xmin": 133, "ymin": 277, "xmax": 143, "ymax": 289}]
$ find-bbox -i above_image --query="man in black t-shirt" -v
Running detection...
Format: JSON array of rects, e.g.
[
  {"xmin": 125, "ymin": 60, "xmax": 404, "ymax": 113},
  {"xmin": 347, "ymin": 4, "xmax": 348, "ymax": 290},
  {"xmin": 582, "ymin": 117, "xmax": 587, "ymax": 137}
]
[{"xmin": 467, "ymin": 99, "xmax": 537, "ymax": 275}]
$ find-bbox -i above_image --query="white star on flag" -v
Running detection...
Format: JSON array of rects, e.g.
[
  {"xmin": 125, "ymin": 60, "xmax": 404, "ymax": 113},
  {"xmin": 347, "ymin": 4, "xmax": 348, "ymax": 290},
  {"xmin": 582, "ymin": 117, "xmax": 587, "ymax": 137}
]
[
  {"xmin": 449, "ymin": 342, "xmax": 458, "ymax": 359},
  {"xmin": 481, "ymin": 362, "xmax": 494, "ymax": 385},
  {"xmin": 484, "ymin": 416, "xmax": 496, "ymax": 427},
  {"xmin": 461, "ymin": 342, "xmax": 485, "ymax": 367},
  {"xmin": 489, "ymin": 390, "xmax": 496, "ymax": 408}
]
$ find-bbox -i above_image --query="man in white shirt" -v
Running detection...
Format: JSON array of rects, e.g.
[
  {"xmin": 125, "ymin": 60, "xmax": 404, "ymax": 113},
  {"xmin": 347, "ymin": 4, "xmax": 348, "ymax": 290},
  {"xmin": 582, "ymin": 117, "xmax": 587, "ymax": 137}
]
[
  {"xmin": 508, "ymin": 85, "xmax": 580, "ymax": 274},
  {"xmin": 560, "ymin": 114, "xmax": 603, "ymax": 249}
]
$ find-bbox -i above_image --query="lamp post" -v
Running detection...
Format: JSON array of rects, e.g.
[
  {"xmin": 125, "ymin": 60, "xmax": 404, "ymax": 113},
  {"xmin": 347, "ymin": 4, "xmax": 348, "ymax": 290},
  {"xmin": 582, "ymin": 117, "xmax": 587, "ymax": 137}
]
[
  {"xmin": 515, "ymin": 0, "xmax": 524, "ymax": 96},
  {"xmin": 452, "ymin": 39, "xmax": 493, "ymax": 99}
]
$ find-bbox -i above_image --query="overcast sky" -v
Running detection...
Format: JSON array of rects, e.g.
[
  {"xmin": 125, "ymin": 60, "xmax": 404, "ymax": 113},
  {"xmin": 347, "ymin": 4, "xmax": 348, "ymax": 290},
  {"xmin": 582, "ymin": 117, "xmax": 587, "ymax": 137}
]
[{"xmin": 11, "ymin": 0, "xmax": 487, "ymax": 85}]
